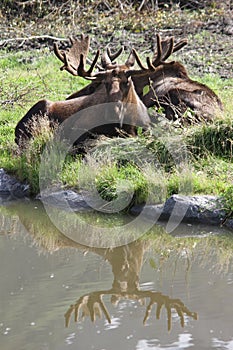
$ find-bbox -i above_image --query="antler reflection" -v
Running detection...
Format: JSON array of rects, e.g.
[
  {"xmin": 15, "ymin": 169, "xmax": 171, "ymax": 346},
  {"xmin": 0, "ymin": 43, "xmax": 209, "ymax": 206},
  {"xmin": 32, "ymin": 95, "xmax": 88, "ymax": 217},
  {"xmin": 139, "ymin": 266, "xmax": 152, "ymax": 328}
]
[
  {"xmin": 65, "ymin": 292, "xmax": 111, "ymax": 327},
  {"xmin": 65, "ymin": 288, "xmax": 197, "ymax": 331},
  {"xmin": 142, "ymin": 292, "xmax": 197, "ymax": 331}
]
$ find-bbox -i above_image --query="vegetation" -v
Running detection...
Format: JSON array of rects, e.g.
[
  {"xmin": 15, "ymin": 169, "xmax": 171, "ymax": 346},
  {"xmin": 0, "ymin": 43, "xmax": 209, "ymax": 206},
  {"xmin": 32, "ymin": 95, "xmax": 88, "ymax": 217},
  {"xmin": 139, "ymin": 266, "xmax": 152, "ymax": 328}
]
[{"xmin": 0, "ymin": 0, "xmax": 233, "ymax": 213}]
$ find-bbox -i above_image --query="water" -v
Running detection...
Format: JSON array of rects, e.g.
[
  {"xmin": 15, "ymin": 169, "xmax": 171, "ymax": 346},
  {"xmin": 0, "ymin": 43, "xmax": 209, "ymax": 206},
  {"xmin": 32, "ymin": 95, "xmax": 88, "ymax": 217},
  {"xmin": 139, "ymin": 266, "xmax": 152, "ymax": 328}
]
[{"xmin": 1, "ymin": 200, "xmax": 233, "ymax": 350}]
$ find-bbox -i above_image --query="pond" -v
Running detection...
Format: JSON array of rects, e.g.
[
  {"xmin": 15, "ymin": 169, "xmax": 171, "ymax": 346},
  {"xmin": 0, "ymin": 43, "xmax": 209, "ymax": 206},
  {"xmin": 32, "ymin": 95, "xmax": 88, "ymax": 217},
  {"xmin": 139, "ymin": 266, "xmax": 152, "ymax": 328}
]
[{"xmin": 1, "ymin": 199, "xmax": 233, "ymax": 350}]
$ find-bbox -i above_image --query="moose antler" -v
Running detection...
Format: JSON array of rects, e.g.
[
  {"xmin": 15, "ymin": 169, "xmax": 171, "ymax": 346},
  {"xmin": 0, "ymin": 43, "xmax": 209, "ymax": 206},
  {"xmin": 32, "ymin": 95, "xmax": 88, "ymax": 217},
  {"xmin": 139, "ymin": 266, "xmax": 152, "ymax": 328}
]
[
  {"xmin": 54, "ymin": 34, "xmax": 100, "ymax": 78},
  {"xmin": 101, "ymin": 46, "xmax": 124, "ymax": 68},
  {"xmin": 131, "ymin": 34, "xmax": 188, "ymax": 72},
  {"xmin": 152, "ymin": 34, "xmax": 188, "ymax": 65}
]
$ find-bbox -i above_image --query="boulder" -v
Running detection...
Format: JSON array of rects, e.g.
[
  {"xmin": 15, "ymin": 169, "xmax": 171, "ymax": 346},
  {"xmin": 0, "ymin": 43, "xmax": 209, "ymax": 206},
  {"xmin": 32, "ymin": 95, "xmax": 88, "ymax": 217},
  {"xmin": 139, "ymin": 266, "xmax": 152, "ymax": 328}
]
[{"xmin": 131, "ymin": 194, "xmax": 227, "ymax": 226}]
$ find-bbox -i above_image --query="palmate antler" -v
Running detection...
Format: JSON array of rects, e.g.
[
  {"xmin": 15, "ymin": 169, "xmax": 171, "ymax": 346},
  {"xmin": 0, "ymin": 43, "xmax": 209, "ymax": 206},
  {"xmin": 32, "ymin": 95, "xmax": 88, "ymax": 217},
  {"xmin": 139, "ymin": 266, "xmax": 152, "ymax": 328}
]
[
  {"xmin": 152, "ymin": 34, "xmax": 188, "ymax": 64},
  {"xmin": 64, "ymin": 288, "xmax": 197, "ymax": 331},
  {"xmin": 53, "ymin": 34, "xmax": 100, "ymax": 78}
]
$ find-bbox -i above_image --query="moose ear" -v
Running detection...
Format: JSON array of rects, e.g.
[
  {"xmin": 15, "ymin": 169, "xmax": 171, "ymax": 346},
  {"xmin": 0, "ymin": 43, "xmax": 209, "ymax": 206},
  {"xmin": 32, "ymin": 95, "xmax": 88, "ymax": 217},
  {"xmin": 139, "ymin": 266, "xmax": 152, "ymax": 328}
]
[{"xmin": 125, "ymin": 51, "xmax": 136, "ymax": 68}]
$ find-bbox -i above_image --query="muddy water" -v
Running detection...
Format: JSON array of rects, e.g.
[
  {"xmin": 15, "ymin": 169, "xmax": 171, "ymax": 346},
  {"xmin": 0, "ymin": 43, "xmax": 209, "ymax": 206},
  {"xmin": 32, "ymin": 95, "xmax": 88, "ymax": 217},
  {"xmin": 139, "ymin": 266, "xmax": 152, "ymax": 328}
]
[{"xmin": 1, "ymin": 200, "xmax": 233, "ymax": 350}]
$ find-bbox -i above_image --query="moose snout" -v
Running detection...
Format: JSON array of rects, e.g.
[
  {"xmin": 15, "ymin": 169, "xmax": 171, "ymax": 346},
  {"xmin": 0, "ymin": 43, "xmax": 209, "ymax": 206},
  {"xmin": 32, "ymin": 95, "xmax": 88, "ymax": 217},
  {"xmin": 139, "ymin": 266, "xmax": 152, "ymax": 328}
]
[
  {"xmin": 108, "ymin": 78, "xmax": 123, "ymax": 101},
  {"xmin": 104, "ymin": 100, "xmax": 124, "ymax": 124}
]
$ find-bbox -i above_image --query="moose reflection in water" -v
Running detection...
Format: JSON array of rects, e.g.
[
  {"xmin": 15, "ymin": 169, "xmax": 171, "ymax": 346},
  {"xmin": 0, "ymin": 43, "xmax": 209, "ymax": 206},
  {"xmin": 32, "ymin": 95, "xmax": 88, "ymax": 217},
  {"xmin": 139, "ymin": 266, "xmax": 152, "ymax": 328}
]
[
  {"xmin": 64, "ymin": 239, "xmax": 197, "ymax": 330},
  {"xmin": 1, "ymin": 201, "xmax": 198, "ymax": 331}
]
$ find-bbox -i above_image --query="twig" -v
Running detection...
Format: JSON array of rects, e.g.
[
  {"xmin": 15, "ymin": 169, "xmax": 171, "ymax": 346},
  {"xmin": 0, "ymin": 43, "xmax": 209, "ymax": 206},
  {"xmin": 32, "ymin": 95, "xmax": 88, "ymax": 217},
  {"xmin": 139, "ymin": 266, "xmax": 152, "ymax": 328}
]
[
  {"xmin": 0, "ymin": 90, "xmax": 29, "ymax": 107},
  {"xmin": 0, "ymin": 35, "xmax": 67, "ymax": 47},
  {"xmin": 138, "ymin": 0, "xmax": 147, "ymax": 11}
]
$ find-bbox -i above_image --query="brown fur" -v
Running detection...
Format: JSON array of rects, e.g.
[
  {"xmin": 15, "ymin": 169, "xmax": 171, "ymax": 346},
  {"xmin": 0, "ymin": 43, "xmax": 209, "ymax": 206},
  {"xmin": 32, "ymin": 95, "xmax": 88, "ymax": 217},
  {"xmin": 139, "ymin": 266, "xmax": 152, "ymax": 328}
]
[{"xmin": 133, "ymin": 62, "xmax": 223, "ymax": 122}]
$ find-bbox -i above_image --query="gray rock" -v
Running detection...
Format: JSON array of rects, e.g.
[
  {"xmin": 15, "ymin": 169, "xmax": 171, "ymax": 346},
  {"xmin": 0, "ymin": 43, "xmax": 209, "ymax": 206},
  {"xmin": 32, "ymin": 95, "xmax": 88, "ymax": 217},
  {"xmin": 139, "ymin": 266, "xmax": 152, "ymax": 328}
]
[
  {"xmin": 0, "ymin": 168, "xmax": 29, "ymax": 203},
  {"xmin": 131, "ymin": 194, "xmax": 227, "ymax": 226},
  {"xmin": 36, "ymin": 189, "xmax": 92, "ymax": 212}
]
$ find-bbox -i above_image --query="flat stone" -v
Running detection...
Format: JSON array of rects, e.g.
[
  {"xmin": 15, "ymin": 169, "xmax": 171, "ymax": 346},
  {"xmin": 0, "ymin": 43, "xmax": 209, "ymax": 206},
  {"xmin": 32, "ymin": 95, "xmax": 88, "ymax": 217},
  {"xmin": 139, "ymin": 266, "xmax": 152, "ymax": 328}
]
[{"xmin": 36, "ymin": 189, "xmax": 93, "ymax": 212}]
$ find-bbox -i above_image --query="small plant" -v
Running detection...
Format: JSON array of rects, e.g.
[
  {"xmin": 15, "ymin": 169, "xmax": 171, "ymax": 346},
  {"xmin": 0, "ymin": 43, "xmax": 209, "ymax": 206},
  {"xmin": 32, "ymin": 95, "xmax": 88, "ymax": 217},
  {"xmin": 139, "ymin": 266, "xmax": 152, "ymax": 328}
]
[
  {"xmin": 15, "ymin": 115, "xmax": 56, "ymax": 194},
  {"xmin": 222, "ymin": 186, "xmax": 233, "ymax": 214}
]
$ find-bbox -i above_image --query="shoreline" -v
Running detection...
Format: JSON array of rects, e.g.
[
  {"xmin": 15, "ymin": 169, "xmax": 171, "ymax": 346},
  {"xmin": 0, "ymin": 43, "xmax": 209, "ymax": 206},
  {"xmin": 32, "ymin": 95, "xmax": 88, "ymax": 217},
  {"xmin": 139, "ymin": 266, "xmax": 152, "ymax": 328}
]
[{"xmin": 1, "ymin": 168, "xmax": 232, "ymax": 231}]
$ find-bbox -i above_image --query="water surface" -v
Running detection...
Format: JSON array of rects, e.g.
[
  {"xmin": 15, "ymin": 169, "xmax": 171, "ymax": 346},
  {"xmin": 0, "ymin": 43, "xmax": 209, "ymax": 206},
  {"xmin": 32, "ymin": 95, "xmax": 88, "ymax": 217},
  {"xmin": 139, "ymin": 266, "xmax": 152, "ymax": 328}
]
[{"xmin": 1, "ymin": 200, "xmax": 233, "ymax": 350}]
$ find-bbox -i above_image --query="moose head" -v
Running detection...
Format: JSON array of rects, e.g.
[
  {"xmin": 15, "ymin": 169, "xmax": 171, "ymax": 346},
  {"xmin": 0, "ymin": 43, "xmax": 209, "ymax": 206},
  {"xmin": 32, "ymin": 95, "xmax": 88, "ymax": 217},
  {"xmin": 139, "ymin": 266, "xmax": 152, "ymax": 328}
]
[{"xmin": 131, "ymin": 36, "xmax": 223, "ymax": 122}]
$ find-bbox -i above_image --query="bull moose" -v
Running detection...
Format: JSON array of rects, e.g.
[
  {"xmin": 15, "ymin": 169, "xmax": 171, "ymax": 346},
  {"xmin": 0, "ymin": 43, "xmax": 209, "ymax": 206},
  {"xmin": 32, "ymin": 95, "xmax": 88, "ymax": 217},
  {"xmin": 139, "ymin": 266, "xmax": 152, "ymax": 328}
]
[
  {"xmin": 132, "ymin": 41, "xmax": 223, "ymax": 122},
  {"xmin": 15, "ymin": 34, "xmax": 155, "ymax": 145},
  {"xmin": 15, "ymin": 33, "xmax": 223, "ymax": 146}
]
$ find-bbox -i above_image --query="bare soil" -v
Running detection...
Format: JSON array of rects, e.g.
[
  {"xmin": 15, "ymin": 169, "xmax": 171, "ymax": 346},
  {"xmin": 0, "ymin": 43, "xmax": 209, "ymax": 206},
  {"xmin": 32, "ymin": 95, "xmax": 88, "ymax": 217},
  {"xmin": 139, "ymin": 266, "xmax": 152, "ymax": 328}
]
[{"xmin": 0, "ymin": 2, "xmax": 232, "ymax": 78}]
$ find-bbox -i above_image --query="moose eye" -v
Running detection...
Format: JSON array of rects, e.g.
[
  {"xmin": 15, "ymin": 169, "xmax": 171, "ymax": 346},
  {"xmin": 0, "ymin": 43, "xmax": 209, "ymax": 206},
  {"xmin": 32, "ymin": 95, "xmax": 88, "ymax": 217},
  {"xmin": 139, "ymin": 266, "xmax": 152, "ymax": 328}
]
[
  {"xmin": 112, "ymin": 69, "xmax": 117, "ymax": 77},
  {"xmin": 120, "ymin": 81, "xmax": 129, "ymax": 89}
]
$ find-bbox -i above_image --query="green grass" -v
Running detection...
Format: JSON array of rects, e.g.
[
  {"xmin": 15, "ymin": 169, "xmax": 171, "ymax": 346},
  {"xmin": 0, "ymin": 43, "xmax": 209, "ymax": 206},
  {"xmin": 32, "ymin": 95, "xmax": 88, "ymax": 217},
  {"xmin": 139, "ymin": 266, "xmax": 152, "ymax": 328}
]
[
  {"xmin": 1, "ymin": 46, "xmax": 233, "ymax": 212},
  {"xmin": 0, "ymin": 48, "xmax": 88, "ymax": 171}
]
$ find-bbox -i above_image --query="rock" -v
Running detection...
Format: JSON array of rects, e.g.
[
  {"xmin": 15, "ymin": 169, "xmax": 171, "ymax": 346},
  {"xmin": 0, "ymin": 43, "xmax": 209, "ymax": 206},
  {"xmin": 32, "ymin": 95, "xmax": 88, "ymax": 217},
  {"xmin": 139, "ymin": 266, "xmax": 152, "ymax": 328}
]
[
  {"xmin": 36, "ymin": 190, "xmax": 93, "ymax": 212},
  {"xmin": 130, "ymin": 194, "xmax": 226, "ymax": 226},
  {"xmin": 0, "ymin": 168, "xmax": 29, "ymax": 203}
]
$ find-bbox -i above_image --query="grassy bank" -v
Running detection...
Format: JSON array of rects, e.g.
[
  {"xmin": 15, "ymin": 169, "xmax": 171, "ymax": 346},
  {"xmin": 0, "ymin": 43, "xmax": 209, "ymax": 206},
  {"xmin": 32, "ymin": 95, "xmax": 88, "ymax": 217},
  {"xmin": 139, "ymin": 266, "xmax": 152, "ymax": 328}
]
[
  {"xmin": 1, "ymin": 48, "xmax": 232, "ymax": 212},
  {"xmin": 0, "ymin": 1, "xmax": 233, "ymax": 213}
]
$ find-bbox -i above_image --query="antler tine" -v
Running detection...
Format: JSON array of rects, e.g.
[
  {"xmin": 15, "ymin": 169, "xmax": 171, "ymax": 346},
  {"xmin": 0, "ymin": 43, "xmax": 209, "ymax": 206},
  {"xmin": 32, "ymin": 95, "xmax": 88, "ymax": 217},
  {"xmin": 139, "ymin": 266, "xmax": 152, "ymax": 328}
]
[
  {"xmin": 152, "ymin": 33, "xmax": 163, "ymax": 67},
  {"xmin": 131, "ymin": 48, "xmax": 148, "ymax": 70},
  {"xmin": 172, "ymin": 38, "xmax": 188, "ymax": 53},
  {"xmin": 101, "ymin": 46, "xmax": 124, "ymax": 69},
  {"xmin": 78, "ymin": 50, "xmax": 100, "ymax": 79},
  {"xmin": 152, "ymin": 35, "xmax": 188, "ymax": 66},
  {"xmin": 161, "ymin": 36, "xmax": 174, "ymax": 62},
  {"xmin": 53, "ymin": 42, "xmax": 65, "ymax": 62},
  {"xmin": 107, "ymin": 46, "xmax": 124, "ymax": 62},
  {"xmin": 64, "ymin": 304, "xmax": 75, "ymax": 327},
  {"xmin": 101, "ymin": 50, "xmax": 112, "ymax": 68},
  {"xmin": 125, "ymin": 50, "xmax": 136, "ymax": 68},
  {"xmin": 88, "ymin": 49, "xmax": 100, "ymax": 74}
]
